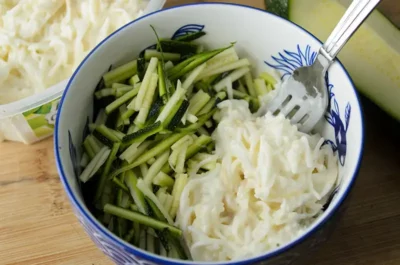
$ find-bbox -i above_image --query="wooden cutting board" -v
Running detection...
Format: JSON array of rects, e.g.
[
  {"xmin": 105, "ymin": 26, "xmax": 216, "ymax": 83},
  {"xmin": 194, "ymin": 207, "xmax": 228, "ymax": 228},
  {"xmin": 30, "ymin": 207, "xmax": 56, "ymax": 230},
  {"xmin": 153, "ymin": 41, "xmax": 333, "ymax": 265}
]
[{"xmin": 1, "ymin": 1, "xmax": 399, "ymax": 264}]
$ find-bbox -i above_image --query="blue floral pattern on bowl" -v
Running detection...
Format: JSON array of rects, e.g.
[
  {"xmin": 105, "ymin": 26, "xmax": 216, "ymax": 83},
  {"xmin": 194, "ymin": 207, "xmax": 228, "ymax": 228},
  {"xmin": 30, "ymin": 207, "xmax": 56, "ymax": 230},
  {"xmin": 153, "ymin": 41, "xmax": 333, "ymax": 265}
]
[
  {"xmin": 62, "ymin": 19, "xmax": 358, "ymax": 265},
  {"xmin": 140, "ymin": 24, "xmax": 205, "ymax": 56},
  {"xmin": 171, "ymin": 24, "xmax": 205, "ymax": 39},
  {"xmin": 265, "ymin": 45, "xmax": 317, "ymax": 80},
  {"xmin": 75, "ymin": 211, "xmax": 155, "ymax": 265}
]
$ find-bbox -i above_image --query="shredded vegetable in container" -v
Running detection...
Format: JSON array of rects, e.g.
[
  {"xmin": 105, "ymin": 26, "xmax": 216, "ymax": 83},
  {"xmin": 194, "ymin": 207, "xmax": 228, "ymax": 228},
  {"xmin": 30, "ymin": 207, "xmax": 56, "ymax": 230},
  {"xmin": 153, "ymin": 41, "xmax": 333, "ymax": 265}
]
[{"xmin": 0, "ymin": 0, "xmax": 165, "ymax": 143}]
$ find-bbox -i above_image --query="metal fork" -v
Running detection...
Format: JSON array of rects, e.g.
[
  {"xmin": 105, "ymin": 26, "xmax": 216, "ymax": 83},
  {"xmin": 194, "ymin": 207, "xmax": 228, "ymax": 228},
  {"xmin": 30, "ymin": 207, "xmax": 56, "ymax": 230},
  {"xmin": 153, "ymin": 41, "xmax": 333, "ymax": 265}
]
[{"xmin": 266, "ymin": 0, "xmax": 380, "ymax": 133}]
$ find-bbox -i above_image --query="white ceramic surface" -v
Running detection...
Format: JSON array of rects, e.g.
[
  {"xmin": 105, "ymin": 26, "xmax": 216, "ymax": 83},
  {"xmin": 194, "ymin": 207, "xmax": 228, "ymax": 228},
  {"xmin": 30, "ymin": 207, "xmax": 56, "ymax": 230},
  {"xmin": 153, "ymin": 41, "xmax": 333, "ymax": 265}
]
[{"xmin": 55, "ymin": 3, "xmax": 364, "ymax": 265}]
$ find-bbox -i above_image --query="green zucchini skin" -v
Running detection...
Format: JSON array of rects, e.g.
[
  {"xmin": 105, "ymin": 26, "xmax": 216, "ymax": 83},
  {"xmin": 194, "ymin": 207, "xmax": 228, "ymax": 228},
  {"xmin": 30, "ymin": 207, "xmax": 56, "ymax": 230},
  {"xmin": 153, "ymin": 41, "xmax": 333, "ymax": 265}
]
[
  {"xmin": 174, "ymin": 31, "xmax": 206, "ymax": 42},
  {"xmin": 167, "ymin": 100, "xmax": 190, "ymax": 131},
  {"xmin": 122, "ymin": 121, "xmax": 163, "ymax": 147},
  {"xmin": 265, "ymin": 0, "xmax": 288, "ymax": 19}
]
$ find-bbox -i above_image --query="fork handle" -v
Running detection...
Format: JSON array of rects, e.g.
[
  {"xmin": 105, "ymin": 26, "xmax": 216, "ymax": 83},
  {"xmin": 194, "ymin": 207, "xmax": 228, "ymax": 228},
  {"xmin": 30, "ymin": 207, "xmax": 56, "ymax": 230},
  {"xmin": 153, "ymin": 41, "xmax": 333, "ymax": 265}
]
[{"xmin": 321, "ymin": 0, "xmax": 380, "ymax": 60}]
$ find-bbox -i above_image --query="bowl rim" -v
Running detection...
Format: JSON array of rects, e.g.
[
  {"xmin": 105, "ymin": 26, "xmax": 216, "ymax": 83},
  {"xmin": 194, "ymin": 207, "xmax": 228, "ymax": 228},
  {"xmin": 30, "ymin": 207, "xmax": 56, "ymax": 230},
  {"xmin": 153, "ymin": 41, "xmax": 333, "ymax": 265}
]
[{"xmin": 54, "ymin": 2, "xmax": 365, "ymax": 265}]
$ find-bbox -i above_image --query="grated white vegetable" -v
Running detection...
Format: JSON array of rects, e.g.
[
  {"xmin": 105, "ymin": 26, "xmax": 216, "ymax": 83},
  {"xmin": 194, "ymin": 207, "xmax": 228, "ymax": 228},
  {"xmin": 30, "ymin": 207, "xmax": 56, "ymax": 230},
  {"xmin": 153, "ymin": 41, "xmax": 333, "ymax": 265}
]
[
  {"xmin": 0, "ymin": 0, "xmax": 149, "ymax": 104},
  {"xmin": 177, "ymin": 99, "xmax": 338, "ymax": 261}
]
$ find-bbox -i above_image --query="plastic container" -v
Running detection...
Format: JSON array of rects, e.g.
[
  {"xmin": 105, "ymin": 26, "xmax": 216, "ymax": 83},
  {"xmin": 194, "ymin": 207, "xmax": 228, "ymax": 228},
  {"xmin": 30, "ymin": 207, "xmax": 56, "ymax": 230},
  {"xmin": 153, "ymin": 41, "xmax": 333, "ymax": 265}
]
[{"xmin": 0, "ymin": 0, "xmax": 165, "ymax": 144}]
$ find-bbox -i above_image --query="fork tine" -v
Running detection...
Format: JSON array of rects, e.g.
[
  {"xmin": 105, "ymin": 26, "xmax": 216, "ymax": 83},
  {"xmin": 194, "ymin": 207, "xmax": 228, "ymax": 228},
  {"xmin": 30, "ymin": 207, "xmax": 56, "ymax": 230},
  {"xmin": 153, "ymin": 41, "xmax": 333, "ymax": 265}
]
[
  {"xmin": 267, "ymin": 98, "xmax": 284, "ymax": 114},
  {"xmin": 290, "ymin": 107, "xmax": 309, "ymax": 124},
  {"xmin": 280, "ymin": 99, "xmax": 297, "ymax": 117},
  {"xmin": 298, "ymin": 110, "xmax": 323, "ymax": 133},
  {"xmin": 267, "ymin": 91, "xmax": 291, "ymax": 114}
]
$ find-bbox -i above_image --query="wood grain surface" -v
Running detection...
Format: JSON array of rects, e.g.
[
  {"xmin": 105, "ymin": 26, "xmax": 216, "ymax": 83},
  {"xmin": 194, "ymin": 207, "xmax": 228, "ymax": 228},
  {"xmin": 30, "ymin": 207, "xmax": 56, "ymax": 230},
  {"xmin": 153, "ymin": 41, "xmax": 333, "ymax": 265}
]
[{"xmin": 0, "ymin": 1, "xmax": 399, "ymax": 264}]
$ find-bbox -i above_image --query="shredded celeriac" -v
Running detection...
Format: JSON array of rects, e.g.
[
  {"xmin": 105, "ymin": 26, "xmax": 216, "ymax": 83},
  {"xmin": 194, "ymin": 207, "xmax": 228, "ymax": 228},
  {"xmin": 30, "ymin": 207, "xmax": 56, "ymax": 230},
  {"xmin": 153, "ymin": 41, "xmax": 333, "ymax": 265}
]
[
  {"xmin": 177, "ymin": 99, "xmax": 338, "ymax": 261},
  {"xmin": 0, "ymin": 0, "xmax": 149, "ymax": 104}
]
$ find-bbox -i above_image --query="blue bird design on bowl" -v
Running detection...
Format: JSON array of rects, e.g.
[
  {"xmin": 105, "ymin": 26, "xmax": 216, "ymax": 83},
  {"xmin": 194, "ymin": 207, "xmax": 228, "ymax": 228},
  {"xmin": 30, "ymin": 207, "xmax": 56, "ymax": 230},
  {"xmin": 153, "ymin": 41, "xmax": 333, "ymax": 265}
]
[
  {"xmin": 140, "ymin": 24, "xmax": 205, "ymax": 56},
  {"xmin": 171, "ymin": 24, "xmax": 205, "ymax": 39}
]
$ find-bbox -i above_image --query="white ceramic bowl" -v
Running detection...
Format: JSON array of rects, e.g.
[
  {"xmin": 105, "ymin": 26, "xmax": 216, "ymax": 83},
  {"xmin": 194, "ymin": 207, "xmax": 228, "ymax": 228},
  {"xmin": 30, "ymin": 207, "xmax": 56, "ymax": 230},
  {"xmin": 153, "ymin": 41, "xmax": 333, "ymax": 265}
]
[{"xmin": 55, "ymin": 3, "xmax": 364, "ymax": 265}]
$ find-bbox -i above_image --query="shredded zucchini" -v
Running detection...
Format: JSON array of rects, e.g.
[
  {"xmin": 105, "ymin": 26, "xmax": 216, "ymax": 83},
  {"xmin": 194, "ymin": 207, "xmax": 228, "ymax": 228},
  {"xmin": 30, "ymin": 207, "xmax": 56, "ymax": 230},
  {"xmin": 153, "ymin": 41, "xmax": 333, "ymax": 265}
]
[{"xmin": 79, "ymin": 26, "xmax": 266, "ymax": 260}]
